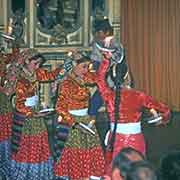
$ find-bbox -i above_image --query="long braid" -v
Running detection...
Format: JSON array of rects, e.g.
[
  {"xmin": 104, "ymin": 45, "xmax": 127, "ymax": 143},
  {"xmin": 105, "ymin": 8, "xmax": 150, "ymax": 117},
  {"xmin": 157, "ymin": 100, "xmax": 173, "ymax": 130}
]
[{"xmin": 109, "ymin": 63, "xmax": 123, "ymax": 151}]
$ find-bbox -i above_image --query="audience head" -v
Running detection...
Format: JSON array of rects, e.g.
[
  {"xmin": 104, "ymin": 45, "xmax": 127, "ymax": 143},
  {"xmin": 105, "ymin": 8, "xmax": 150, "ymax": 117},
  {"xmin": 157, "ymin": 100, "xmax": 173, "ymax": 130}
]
[
  {"xmin": 159, "ymin": 151, "xmax": 180, "ymax": 180},
  {"xmin": 111, "ymin": 147, "xmax": 145, "ymax": 180},
  {"xmin": 126, "ymin": 161, "xmax": 157, "ymax": 180},
  {"xmin": 118, "ymin": 147, "xmax": 145, "ymax": 162}
]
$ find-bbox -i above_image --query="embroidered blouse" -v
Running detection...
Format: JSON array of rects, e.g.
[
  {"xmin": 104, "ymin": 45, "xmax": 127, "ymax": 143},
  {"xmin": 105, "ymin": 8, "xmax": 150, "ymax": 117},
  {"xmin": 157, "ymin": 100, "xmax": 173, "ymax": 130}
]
[
  {"xmin": 15, "ymin": 68, "xmax": 62, "ymax": 117},
  {"xmin": 56, "ymin": 72, "xmax": 96, "ymax": 126}
]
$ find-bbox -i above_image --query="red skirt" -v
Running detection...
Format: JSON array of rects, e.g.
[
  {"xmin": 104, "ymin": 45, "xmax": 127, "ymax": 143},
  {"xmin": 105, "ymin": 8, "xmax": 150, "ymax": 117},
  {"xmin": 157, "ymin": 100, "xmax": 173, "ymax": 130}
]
[
  {"xmin": 12, "ymin": 131, "xmax": 50, "ymax": 163},
  {"xmin": 112, "ymin": 133, "xmax": 146, "ymax": 158},
  {"xmin": 54, "ymin": 147, "xmax": 105, "ymax": 179},
  {"xmin": 0, "ymin": 112, "xmax": 12, "ymax": 141}
]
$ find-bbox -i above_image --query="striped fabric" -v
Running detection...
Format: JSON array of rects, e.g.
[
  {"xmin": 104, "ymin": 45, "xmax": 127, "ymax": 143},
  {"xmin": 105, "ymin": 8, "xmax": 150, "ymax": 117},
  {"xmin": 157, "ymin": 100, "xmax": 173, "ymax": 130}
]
[
  {"xmin": 11, "ymin": 112, "xmax": 26, "ymax": 153},
  {"xmin": 53, "ymin": 122, "xmax": 70, "ymax": 162}
]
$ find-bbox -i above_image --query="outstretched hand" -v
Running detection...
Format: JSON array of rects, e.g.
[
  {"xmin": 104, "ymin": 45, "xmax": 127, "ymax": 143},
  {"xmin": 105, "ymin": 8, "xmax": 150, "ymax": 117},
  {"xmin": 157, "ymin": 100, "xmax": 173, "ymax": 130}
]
[
  {"xmin": 102, "ymin": 51, "xmax": 112, "ymax": 60},
  {"xmin": 104, "ymin": 36, "xmax": 114, "ymax": 48}
]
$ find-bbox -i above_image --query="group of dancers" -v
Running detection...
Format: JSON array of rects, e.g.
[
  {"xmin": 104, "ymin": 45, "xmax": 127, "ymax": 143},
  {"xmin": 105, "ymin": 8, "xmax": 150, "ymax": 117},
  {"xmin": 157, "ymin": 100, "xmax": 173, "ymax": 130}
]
[{"xmin": 0, "ymin": 17, "xmax": 171, "ymax": 180}]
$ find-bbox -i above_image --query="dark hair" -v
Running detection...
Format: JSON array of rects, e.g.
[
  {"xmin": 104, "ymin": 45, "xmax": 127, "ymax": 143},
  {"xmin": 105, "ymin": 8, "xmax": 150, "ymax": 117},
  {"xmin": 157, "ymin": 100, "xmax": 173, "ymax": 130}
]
[
  {"xmin": 112, "ymin": 147, "xmax": 145, "ymax": 178},
  {"xmin": 76, "ymin": 56, "xmax": 91, "ymax": 65},
  {"xmin": 75, "ymin": 51, "xmax": 91, "ymax": 64},
  {"xmin": 94, "ymin": 18, "xmax": 113, "ymax": 34},
  {"xmin": 126, "ymin": 161, "xmax": 157, "ymax": 180},
  {"xmin": 159, "ymin": 151, "xmax": 180, "ymax": 180},
  {"xmin": 119, "ymin": 147, "xmax": 145, "ymax": 161},
  {"xmin": 108, "ymin": 62, "xmax": 128, "ymax": 84},
  {"xmin": 28, "ymin": 53, "xmax": 46, "ymax": 67},
  {"xmin": 108, "ymin": 62, "xmax": 129, "ymax": 152},
  {"xmin": 112, "ymin": 151, "xmax": 133, "ymax": 178}
]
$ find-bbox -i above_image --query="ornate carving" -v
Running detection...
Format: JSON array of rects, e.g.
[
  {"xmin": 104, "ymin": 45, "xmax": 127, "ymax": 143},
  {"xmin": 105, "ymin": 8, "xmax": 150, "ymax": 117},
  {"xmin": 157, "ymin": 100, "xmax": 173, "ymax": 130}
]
[
  {"xmin": 36, "ymin": 0, "xmax": 81, "ymax": 46},
  {"xmin": 8, "ymin": 9, "xmax": 25, "ymax": 47},
  {"xmin": 49, "ymin": 24, "xmax": 68, "ymax": 45}
]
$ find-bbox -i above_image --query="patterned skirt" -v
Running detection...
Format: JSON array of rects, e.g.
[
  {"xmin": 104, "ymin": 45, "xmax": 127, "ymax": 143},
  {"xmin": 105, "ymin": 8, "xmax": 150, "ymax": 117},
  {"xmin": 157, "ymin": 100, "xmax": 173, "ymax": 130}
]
[
  {"xmin": 0, "ymin": 92, "xmax": 13, "ymax": 176},
  {"xmin": 10, "ymin": 115, "xmax": 53, "ymax": 180},
  {"xmin": 54, "ymin": 115, "xmax": 105, "ymax": 180}
]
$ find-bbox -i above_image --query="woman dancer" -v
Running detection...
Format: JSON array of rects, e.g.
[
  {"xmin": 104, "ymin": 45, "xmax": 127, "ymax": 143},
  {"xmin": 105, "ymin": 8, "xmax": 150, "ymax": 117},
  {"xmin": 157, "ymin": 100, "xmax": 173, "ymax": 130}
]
[
  {"xmin": 96, "ymin": 53, "xmax": 170, "ymax": 174},
  {"xmin": 10, "ymin": 49, "xmax": 72, "ymax": 180},
  {"xmin": 0, "ymin": 48, "xmax": 21, "ymax": 176},
  {"xmin": 54, "ymin": 52, "xmax": 105, "ymax": 180}
]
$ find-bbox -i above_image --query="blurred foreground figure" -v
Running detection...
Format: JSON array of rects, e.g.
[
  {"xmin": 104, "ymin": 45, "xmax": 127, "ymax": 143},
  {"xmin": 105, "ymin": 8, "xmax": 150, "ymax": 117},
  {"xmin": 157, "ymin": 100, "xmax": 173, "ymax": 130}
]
[
  {"xmin": 111, "ymin": 147, "xmax": 145, "ymax": 180},
  {"xmin": 126, "ymin": 161, "xmax": 157, "ymax": 180}
]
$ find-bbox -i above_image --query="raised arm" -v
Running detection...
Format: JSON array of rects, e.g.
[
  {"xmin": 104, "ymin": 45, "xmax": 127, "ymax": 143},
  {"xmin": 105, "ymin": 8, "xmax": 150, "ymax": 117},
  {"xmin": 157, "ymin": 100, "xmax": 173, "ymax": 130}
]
[
  {"xmin": 36, "ymin": 60, "xmax": 73, "ymax": 82},
  {"xmin": 36, "ymin": 67, "xmax": 63, "ymax": 82},
  {"xmin": 96, "ymin": 58, "xmax": 113, "ymax": 103}
]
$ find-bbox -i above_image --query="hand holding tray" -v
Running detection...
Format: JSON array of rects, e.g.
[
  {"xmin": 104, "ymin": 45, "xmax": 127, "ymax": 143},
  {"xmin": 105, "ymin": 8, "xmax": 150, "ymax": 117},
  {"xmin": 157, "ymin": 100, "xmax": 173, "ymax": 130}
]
[{"xmin": 146, "ymin": 114, "xmax": 162, "ymax": 124}]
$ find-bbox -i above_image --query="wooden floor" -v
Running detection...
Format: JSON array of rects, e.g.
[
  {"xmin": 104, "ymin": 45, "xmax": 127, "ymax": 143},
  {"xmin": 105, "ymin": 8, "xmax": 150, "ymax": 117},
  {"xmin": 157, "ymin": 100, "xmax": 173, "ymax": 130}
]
[{"xmin": 96, "ymin": 111, "xmax": 180, "ymax": 168}]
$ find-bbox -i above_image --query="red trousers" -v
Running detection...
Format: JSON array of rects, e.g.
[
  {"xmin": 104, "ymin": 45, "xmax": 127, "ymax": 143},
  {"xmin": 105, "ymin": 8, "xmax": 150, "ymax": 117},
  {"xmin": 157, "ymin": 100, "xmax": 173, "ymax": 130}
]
[{"xmin": 105, "ymin": 132, "xmax": 146, "ymax": 175}]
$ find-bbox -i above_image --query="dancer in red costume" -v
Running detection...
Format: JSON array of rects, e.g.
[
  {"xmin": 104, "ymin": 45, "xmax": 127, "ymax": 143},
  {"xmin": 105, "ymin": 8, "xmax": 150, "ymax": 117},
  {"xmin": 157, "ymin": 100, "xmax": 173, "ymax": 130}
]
[
  {"xmin": 10, "ymin": 49, "xmax": 72, "ymax": 180},
  {"xmin": 0, "ymin": 48, "xmax": 21, "ymax": 176},
  {"xmin": 54, "ymin": 52, "xmax": 105, "ymax": 180},
  {"xmin": 96, "ymin": 54, "xmax": 171, "ymax": 175}
]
